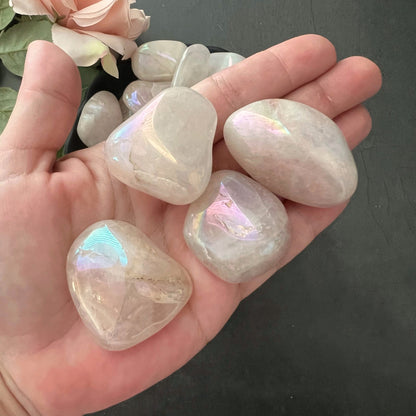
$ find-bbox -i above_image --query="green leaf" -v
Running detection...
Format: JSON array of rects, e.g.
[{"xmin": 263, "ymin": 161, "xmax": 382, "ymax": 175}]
[
  {"xmin": 0, "ymin": 20, "xmax": 52, "ymax": 76},
  {"xmin": 0, "ymin": 0, "xmax": 15, "ymax": 30},
  {"xmin": 79, "ymin": 66, "xmax": 100, "ymax": 100},
  {"xmin": 0, "ymin": 87, "xmax": 18, "ymax": 134}
]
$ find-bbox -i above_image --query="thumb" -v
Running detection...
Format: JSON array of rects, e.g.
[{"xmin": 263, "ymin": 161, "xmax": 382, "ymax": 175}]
[{"xmin": 0, "ymin": 40, "xmax": 81, "ymax": 174}]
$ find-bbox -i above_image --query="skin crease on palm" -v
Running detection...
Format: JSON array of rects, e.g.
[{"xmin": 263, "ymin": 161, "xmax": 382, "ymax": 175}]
[{"xmin": 0, "ymin": 36, "xmax": 381, "ymax": 416}]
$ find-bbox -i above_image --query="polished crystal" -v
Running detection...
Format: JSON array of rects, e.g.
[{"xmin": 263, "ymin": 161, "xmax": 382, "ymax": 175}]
[
  {"xmin": 224, "ymin": 99, "xmax": 358, "ymax": 207},
  {"xmin": 184, "ymin": 170, "xmax": 291, "ymax": 284},
  {"xmin": 172, "ymin": 44, "xmax": 211, "ymax": 87},
  {"xmin": 105, "ymin": 87, "xmax": 218, "ymax": 205},
  {"xmin": 208, "ymin": 52, "xmax": 245, "ymax": 76},
  {"xmin": 67, "ymin": 220, "xmax": 192, "ymax": 351},
  {"xmin": 132, "ymin": 40, "xmax": 187, "ymax": 82},
  {"xmin": 77, "ymin": 91, "xmax": 122, "ymax": 147}
]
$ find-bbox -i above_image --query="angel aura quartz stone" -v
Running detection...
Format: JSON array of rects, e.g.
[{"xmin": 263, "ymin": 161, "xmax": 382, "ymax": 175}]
[
  {"xmin": 224, "ymin": 99, "xmax": 358, "ymax": 207},
  {"xmin": 77, "ymin": 91, "xmax": 123, "ymax": 147},
  {"xmin": 67, "ymin": 220, "xmax": 192, "ymax": 351},
  {"xmin": 183, "ymin": 170, "xmax": 291, "ymax": 284},
  {"xmin": 172, "ymin": 44, "xmax": 211, "ymax": 87},
  {"xmin": 105, "ymin": 87, "xmax": 218, "ymax": 205},
  {"xmin": 207, "ymin": 52, "xmax": 245, "ymax": 76},
  {"xmin": 131, "ymin": 40, "xmax": 187, "ymax": 82}
]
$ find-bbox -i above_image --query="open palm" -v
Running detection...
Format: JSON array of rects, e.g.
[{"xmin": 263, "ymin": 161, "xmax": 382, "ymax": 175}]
[{"xmin": 0, "ymin": 37, "xmax": 381, "ymax": 416}]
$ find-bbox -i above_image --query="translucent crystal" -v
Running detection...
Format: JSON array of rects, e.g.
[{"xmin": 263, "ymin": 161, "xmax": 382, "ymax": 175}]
[
  {"xmin": 172, "ymin": 44, "xmax": 211, "ymax": 87},
  {"xmin": 208, "ymin": 52, "xmax": 245, "ymax": 76},
  {"xmin": 67, "ymin": 220, "xmax": 192, "ymax": 351},
  {"xmin": 131, "ymin": 40, "xmax": 187, "ymax": 82},
  {"xmin": 122, "ymin": 80, "xmax": 170, "ymax": 114},
  {"xmin": 184, "ymin": 170, "xmax": 291, "ymax": 283},
  {"xmin": 77, "ymin": 91, "xmax": 122, "ymax": 147},
  {"xmin": 105, "ymin": 87, "xmax": 218, "ymax": 205},
  {"xmin": 224, "ymin": 99, "xmax": 358, "ymax": 207}
]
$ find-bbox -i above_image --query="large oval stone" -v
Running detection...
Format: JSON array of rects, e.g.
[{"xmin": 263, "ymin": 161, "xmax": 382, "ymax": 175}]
[
  {"xmin": 224, "ymin": 99, "xmax": 358, "ymax": 207},
  {"xmin": 132, "ymin": 40, "xmax": 187, "ymax": 82},
  {"xmin": 105, "ymin": 87, "xmax": 217, "ymax": 205},
  {"xmin": 183, "ymin": 170, "xmax": 291, "ymax": 284},
  {"xmin": 172, "ymin": 44, "xmax": 211, "ymax": 87},
  {"xmin": 77, "ymin": 91, "xmax": 123, "ymax": 147},
  {"xmin": 67, "ymin": 220, "xmax": 192, "ymax": 351}
]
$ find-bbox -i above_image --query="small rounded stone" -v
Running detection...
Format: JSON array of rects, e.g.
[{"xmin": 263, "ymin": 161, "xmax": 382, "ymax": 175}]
[
  {"xmin": 184, "ymin": 170, "xmax": 291, "ymax": 284},
  {"xmin": 67, "ymin": 220, "xmax": 193, "ymax": 351},
  {"xmin": 224, "ymin": 99, "xmax": 358, "ymax": 207},
  {"xmin": 207, "ymin": 52, "xmax": 245, "ymax": 76},
  {"xmin": 77, "ymin": 91, "xmax": 123, "ymax": 147},
  {"xmin": 105, "ymin": 87, "xmax": 218, "ymax": 205},
  {"xmin": 132, "ymin": 40, "xmax": 187, "ymax": 82}
]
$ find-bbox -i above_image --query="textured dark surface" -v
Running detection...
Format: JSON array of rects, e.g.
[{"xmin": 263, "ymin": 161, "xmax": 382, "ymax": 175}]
[
  {"xmin": 2, "ymin": 0, "xmax": 415, "ymax": 415},
  {"xmin": 88, "ymin": 1, "xmax": 416, "ymax": 415}
]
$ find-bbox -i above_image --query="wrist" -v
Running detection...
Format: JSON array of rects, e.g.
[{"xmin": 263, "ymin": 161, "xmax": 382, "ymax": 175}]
[{"xmin": 0, "ymin": 364, "xmax": 32, "ymax": 416}]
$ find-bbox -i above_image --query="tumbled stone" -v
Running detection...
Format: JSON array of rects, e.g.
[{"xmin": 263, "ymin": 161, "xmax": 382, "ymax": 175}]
[
  {"xmin": 105, "ymin": 87, "xmax": 217, "ymax": 205},
  {"xmin": 224, "ymin": 99, "xmax": 358, "ymax": 207},
  {"xmin": 172, "ymin": 44, "xmax": 211, "ymax": 87},
  {"xmin": 131, "ymin": 40, "xmax": 187, "ymax": 82},
  {"xmin": 67, "ymin": 220, "xmax": 192, "ymax": 351},
  {"xmin": 77, "ymin": 91, "xmax": 123, "ymax": 147},
  {"xmin": 208, "ymin": 52, "xmax": 245, "ymax": 76},
  {"xmin": 184, "ymin": 170, "xmax": 290, "ymax": 284},
  {"xmin": 119, "ymin": 98, "xmax": 134, "ymax": 121},
  {"xmin": 122, "ymin": 80, "xmax": 171, "ymax": 114}
]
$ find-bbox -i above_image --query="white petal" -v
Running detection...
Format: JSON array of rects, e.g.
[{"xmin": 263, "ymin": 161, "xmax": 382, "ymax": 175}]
[
  {"xmin": 79, "ymin": 30, "xmax": 137, "ymax": 59},
  {"xmin": 101, "ymin": 52, "xmax": 119, "ymax": 78},
  {"xmin": 9, "ymin": 0, "xmax": 52, "ymax": 17},
  {"xmin": 51, "ymin": 24, "xmax": 108, "ymax": 67}
]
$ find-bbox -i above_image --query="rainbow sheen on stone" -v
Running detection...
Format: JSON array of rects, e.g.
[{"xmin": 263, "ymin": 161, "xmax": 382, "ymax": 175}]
[
  {"xmin": 184, "ymin": 170, "xmax": 290, "ymax": 283},
  {"xmin": 224, "ymin": 99, "xmax": 358, "ymax": 207},
  {"xmin": 132, "ymin": 40, "xmax": 187, "ymax": 82},
  {"xmin": 172, "ymin": 44, "xmax": 211, "ymax": 87},
  {"xmin": 67, "ymin": 220, "xmax": 192, "ymax": 351},
  {"xmin": 122, "ymin": 80, "xmax": 171, "ymax": 114},
  {"xmin": 77, "ymin": 91, "xmax": 122, "ymax": 147},
  {"xmin": 105, "ymin": 87, "xmax": 217, "ymax": 205}
]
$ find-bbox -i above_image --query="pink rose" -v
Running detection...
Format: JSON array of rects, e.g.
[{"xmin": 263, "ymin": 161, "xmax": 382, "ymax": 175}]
[{"xmin": 10, "ymin": 0, "xmax": 150, "ymax": 77}]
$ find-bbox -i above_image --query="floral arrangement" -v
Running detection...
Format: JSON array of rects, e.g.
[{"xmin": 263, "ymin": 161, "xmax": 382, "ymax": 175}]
[{"xmin": 0, "ymin": 0, "xmax": 150, "ymax": 132}]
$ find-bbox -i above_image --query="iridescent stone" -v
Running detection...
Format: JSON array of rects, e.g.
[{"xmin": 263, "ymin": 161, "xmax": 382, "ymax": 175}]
[
  {"xmin": 122, "ymin": 80, "xmax": 170, "ymax": 114},
  {"xmin": 183, "ymin": 170, "xmax": 290, "ymax": 284},
  {"xmin": 172, "ymin": 44, "xmax": 210, "ymax": 87},
  {"xmin": 224, "ymin": 99, "xmax": 358, "ymax": 207},
  {"xmin": 131, "ymin": 40, "xmax": 187, "ymax": 82},
  {"xmin": 208, "ymin": 52, "xmax": 245, "ymax": 76},
  {"xmin": 119, "ymin": 98, "xmax": 134, "ymax": 121},
  {"xmin": 67, "ymin": 220, "xmax": 192, "ymax": 351},
  {"xmin": 105, "ymin": 87, "xmax": 217, "ymax": 205},
  {"xmin": 77, "ymin": 91, "xmax": 123, "ymax": 147}
]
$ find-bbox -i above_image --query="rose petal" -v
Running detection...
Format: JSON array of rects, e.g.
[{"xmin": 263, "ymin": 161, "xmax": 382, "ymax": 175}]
[
  {"xmin": 70, "ymin": 0, "xmax": 117, "ymax": 27},
  {"xmin": 52, "ymin": 24, "xmax": 109, "ymax": 66},
  {"xmin": 101, "ymin": 52, "xmax": 119, "ymax": 78},
  {"xmin": 128, "ymin": 9, "xmax": 150, "ymax": 39},
  {"xmin": 9, "ymin": 0, "xmax": 53, "ymax": 17},
  {"xmin": 79, "ymin": 30, "xmax": 137, "ymax": 59},
  {"xmin": 61, "ymin": 0, "xmax": 77, "ymax": 11}
]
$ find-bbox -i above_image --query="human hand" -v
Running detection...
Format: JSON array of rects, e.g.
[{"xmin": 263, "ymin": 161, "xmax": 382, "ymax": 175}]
[{"xmin": 0, "ymin": 36, "xmax": 381, "ymax": 416}]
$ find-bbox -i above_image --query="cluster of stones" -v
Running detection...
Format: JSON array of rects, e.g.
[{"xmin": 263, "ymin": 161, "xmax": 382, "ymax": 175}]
[{"xmin": 67, "ymin": 40, "xmax": 358, "ymax": 351}]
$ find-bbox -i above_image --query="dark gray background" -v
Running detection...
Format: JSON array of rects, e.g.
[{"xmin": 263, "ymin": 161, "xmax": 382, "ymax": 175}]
[
  {"xmin": 89, "ymin": 1, "xmax": 416, "ymax": 415},
  {"xmin": 2, "ymin": 0, "xmax": 415, "ymax": 415}
]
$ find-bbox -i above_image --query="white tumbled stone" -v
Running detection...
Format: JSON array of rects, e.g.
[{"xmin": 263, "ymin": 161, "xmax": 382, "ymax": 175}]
[
  {"xmin": 105, "ymin": 87, "xmax": 217, "ymax": 205},
  {"xmin": 132, "ymin": 40, "xmax": 187, "ymax": 82},
  {"xmin": 172, "ymin": 44, "xmax": 211, "ymax": 88},
  {"xmin": 67, "ymin": 220, "xmax": 192, "ymax": 351},
  {"xmin": 224, "ymin": 99, "xmax": 358, "ymax": 207},
  {"xmin": 77, "ymin": 91, "xmax": 123, "ymax": 147},
  {"xmin": 122, "ymin": 80, "xmax": 170, "ymax": 114},
  {"xmin": 184, "ymin": 170, "xmax": 291, "ymax": 284},
  {"xmin": 208, "ymin": 52, "xmax": 245, "ymax": 76}
]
